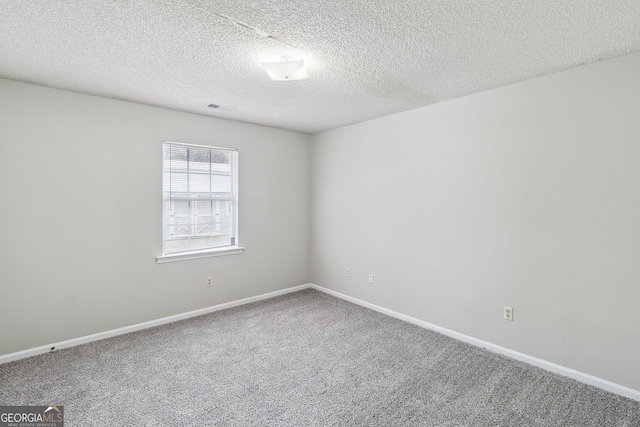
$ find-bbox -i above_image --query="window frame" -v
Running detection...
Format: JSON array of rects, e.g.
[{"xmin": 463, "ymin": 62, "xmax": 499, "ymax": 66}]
[{"xmin": 156, "ymin": 141, "xmax": 243, "ymax": 264}]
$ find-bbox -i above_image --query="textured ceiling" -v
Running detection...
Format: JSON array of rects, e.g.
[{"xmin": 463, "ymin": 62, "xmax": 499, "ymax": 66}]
[{"xmin": 1, "ymin": 1, "xmax": 639, "ymax": 134}]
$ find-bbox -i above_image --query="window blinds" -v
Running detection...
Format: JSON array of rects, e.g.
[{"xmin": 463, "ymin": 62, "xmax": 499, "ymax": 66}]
[{"xmin": 162, "ymin": 142, "xmax": 237, "ymax": 255}]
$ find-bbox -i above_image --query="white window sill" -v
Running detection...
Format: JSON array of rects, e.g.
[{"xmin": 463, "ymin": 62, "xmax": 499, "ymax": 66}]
[{"xmin": 156, "ymin": 246, "xmax": 245, "ymax": 264}]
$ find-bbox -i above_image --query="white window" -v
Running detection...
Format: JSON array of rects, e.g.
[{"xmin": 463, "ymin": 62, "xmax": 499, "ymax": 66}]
[{"xmin": 157, "ymin": 142, "xmax": 242, "ymax": 262}]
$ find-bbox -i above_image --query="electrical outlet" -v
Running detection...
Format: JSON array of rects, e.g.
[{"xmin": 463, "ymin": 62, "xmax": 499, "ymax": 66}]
[
  {"xmin": 504, "ymin": 306, "xmax": 513, "ymax": 321},
  {"xmin": 368, "ymin": 274, "xmax": 374, "ymax": 284},
  {"xmin": 206, "ymin": 277, "xmax": 213, "ymax": 287},
  {"xmin": 346, "ymin": 268, "xmax": 351, "ymax": 277}
]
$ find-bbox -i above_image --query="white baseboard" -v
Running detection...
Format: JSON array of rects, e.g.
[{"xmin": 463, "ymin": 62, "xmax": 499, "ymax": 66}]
[
  {"xmin": 0, "ymin": 283, "xmax": 312, "ymax": 365},
  {"xmin": 310, "ymin": 284, "xmax": 640, "ymax": 403},
  {"xmin": 2, "ymin": 282, "xmax": 638, "ymax": 402}
]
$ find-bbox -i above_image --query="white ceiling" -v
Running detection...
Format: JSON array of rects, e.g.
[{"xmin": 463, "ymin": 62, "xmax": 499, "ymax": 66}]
[{"xmin": 1, "ymin": 1, "xmax": 639, "ymax": 134}]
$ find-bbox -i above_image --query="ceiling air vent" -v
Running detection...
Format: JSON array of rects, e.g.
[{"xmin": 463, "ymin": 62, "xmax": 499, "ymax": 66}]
[{"xmin": 206, "ymin": 103, "xmax": 236, "ymax": 112}]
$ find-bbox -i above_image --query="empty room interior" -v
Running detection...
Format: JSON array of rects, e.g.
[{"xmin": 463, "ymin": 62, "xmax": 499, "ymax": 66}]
[{"xmin": 1, "ymin": 1, "xmax": 640, "ymax": 425}]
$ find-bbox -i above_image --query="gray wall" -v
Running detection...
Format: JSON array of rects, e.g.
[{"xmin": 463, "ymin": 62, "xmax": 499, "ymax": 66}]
[
  {"xmin": 0, "ymin": 79, "xmax": 310, "ymax": 355},
  {"xmin": 310, "ymin": 53, "xmax": 640, "ymax": 390},
  {"xmin": 3, "ymin": 53, "xmax": 640, "ymax": 392}
]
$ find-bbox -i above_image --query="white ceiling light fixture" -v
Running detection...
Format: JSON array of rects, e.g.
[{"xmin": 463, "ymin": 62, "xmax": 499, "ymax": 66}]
[{"xmin": 260, "ymin": 57, "xmax": 309, "ymax": 81}]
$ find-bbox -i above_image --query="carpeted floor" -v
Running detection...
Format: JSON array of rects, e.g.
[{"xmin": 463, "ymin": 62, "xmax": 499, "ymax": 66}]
[{"xmin": 1, "ymin": 289, "xmax": 638, "ymax": 426}]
